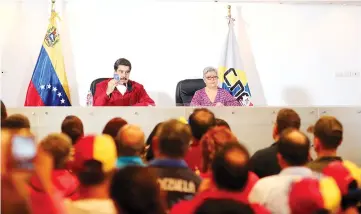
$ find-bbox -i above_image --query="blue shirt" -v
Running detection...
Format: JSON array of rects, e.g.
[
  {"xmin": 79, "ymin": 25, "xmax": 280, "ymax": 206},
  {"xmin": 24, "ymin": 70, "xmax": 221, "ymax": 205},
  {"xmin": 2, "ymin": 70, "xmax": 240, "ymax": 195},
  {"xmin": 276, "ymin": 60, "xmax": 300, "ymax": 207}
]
[
  {"xmin": 148, "ymin": 159, "xmax": 188, "ymax": 168},
  {"xmin": 116, "ymin": 156, "xmax": 145, "ymax": 169}
]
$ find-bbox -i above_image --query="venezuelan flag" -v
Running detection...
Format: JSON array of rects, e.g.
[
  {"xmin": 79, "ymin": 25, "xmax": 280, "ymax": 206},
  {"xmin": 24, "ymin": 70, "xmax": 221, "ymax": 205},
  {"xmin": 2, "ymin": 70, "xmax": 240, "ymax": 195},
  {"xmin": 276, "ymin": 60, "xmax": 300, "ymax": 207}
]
[
  {"xmin": 24, "ymin": 9, "xmax": 71, "ymax": 106},
  {"xmin": 218, "ymin": 16, "xmax": 253, "ymax": 106}
]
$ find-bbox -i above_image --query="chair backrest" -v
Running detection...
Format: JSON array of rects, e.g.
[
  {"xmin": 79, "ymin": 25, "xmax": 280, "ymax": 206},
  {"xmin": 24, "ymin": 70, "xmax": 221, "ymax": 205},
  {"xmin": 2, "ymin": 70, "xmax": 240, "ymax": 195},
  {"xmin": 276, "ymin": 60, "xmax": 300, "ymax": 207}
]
[
  {"xmin": 175, "ymin": 79, "xmax": 205, "ymax": 106},
  {"xmin": 90, "ymin": 78, "xmax": 109, "ymax": 95}
]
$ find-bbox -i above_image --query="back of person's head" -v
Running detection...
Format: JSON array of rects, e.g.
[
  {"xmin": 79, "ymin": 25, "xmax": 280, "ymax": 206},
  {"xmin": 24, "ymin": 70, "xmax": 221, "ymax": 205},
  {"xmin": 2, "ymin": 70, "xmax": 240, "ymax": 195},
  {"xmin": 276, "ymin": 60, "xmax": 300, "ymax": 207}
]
[
  {"xmin": 275, "ymin": 108, "xmax": 301, "ymax": 135},
  {"xmin": 145, "ymin": 122, "xmax": 163, "ymax": 162},
  {"xmin": 215, "ymin": 118, "xmax": 231, "ymax": 130},
  {"xmin": 277, "ymin": 128, "xmax": 310, "ymax": 167},
  {"xmin": 110, "ymin": 166, "xmax": 166, "ymax": 214},
  {"xmin": 212, "ymin": 143, "xmax": 250, "ymax": 192},
  {"xmin": 39, "ymin": 133, "xmax": 72, "ymax": 169},
  {"xmin": 1, "ymin": 100, "xmax": 7, "ymax": 126},
  {"xmin": 188, "ymin": 108, "xmax": 216, "ymax": 140},
  {"xmin": 195, "ymin": 199, "xmax": 254, "ymax": 214},
  {"xmin": 201, "ymin": 126, "xmax": 238, "ymax": 173},
  {"xmin": 61, "ymin": 115, "xmax": 84, "ymax": 145},
  {"xmin": 102, "ymin": 117, "xmax": 128, "ymax": 140},
  {"xmin": 312, "ymin": 116, "xmax": 343, "ymax": 151},
  {"xmin": 154, "ymin": 119, "xmax": 192, "ymax": 159},
  {"xmin": 2, "ymin": 114, "xmax": 30, "ymax": 129},
  {"xmin": 115, "ymin": 124, "xmax": 145, "ymax": 157},
  {"xmin": 72, "ymin": 135, "xmax": 117, "ymax": 186}
]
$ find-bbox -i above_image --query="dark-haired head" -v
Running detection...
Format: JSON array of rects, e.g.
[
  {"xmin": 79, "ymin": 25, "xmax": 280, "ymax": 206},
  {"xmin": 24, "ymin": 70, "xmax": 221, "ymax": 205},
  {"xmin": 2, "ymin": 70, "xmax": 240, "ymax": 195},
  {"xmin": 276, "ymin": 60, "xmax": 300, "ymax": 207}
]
[
  {"xmin": 277, "ymin": 128, "xmax": 310, "ymax": 168},
  {"xmin": 77, "ymin": 160, "xmax": 106, "ymax": 186},
  {"xmin": 61, "ymin": 115, "xmax": 84, "ymax": 145},
  {"xmin": 188, "ymin": 108, "xmax": 216, "ymax": 140},
  {"xmin": 110, "ymin": 166, "xmax": 166, "ymax": 214},
  {"xmin": 215, "ymin": 118, "xmax": 230, "ymax": 130},
  {"xmin": 153, "ymin": 119, "xmax": 192, "ymax": 159},
  {"xmin": 274, "ymin": 108, "xmax": 301, "ymax": 139},
  {"xmin": 145, "ymin": 122, "xmax": 163, "ymax": 162},
  {"xmin": 195, "ymin": 199, "xmax": 254, "ymax": 214},
  {"xmin": 2, "ymin": 114, "xmax": 30, "ymax": 129},
  {"xmin": 1, "ymin": 100, "xmax": 7, "ymax": 126},
  {"xmin": 212, "ymin": 143, "xmax": 250, "ymax": 192},
  {"xmin": 312, "ymin": 116, "xmax": 343, "ymax": 154},
  {"xmin": 114, "ymin": 58, "xmax": 132, "ymax": 85},
  {"xmin": 102, "ymin": 117, "xmax": 128, "ymax": 141}
]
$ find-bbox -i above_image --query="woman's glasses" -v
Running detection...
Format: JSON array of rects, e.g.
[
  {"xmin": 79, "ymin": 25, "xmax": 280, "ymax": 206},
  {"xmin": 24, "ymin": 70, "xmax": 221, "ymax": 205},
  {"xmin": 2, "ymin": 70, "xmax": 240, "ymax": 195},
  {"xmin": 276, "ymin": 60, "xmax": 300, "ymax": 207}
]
[{"xmin": 206, "ymin": 76, "xmax": 218, "ymax": 80}]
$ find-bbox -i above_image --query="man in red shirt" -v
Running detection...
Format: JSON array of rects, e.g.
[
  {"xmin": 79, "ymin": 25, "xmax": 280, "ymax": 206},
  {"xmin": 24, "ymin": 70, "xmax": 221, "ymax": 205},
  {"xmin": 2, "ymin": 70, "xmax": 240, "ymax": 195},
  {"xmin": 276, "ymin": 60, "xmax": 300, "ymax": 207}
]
[
  {"xmin": 185, "ymin": 108, "xmax": 216, "ymax": 173},
  {"xmin": 93, "ymin": 58, "xmax": 155, "ymax": 106}
]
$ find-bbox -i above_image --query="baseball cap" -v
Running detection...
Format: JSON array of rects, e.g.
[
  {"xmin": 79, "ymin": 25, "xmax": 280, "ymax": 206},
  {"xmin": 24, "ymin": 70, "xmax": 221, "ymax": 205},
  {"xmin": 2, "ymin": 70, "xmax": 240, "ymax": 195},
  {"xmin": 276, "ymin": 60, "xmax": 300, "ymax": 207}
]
[
  {"xmin": 73, "ymin": 134, "xmax": 117, "ymax": 173},
  {"xmin": 289, "ymin": 177, "xmax": 341, "ymax": 214},
  {"xmin": 307, "ymin": 116, "xmax": 343, "ymax": 136},
  {"xmin": 323, "ymin": 160, "xmax": 361, "ymax": 195}
]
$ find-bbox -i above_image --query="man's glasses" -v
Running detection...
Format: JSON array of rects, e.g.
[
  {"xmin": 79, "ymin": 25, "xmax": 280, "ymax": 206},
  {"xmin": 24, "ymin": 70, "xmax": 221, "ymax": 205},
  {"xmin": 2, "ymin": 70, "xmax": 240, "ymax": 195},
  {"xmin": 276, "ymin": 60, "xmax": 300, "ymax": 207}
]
[{"xmin": 206, "ymin": 76, "xmax": 218, "ymax": 80}]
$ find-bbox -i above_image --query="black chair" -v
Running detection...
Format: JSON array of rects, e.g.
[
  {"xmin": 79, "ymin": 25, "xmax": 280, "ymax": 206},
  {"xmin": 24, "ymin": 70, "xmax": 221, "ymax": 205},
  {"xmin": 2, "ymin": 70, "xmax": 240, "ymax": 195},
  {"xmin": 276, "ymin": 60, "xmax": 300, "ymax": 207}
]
[
  {"xmin": 90, "ymin": 78, "xmax": 109, "ymax": 95},
  {"xmin": 175, "ymin": 79, "xmax": 205, "ymax": 106}
]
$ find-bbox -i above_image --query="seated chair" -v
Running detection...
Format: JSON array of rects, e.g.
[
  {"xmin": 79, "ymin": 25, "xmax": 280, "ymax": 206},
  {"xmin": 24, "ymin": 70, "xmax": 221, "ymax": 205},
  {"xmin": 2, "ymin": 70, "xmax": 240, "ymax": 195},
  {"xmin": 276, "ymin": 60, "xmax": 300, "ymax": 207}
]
[
  {"xmin": 175, "ymin": 79, "xmax": 205, "ymax": 106},
  {"xmin": 90, "ymin": 78, "xmax": 109, "ymax": 96}
]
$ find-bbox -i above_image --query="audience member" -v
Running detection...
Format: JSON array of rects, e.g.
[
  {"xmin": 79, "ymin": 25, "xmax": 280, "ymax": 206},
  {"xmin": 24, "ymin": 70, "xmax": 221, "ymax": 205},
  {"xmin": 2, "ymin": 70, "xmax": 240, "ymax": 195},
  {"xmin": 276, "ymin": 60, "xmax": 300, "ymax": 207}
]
[
  {"xmin": 115, "ymin": 124, "xmax": 146, "ymax": 168},
  {"xmin": 102, "ymin": 117, "xmax": 128, "ymax": 140},
  {"xmin": 186, "ymin": 108, "xmax": 216, "ymax": 172},
  {"xmin": 61, "ymin": 115, "xmax": 84, "ymax": 145},
  {"xmin": 307, "ymin": 116, "xmax": 344, "ymax": 172},
  {"xmin": 215, "ymin": 118, "xmax": 231, "ymax": 130},
  {"xmin": 145, "ymin": 122, "xmax": 163, "ymax": 162},
  {"xmin": 249, "ymin": 108, "xmax": 301, "ymax": 178},
  {"xmin": 171, "ymin": 143, "xmax": 270, "ymax": 214},
  {"xmin": 110, "ymin": 166, "xmax": 166, "ymax": 214},
  {"xmin": 2, "ymin": 114, "xmax": 31, "ymax": 129},
  {"xmin": 65, "ymin": 134, "xmax": 117, "ymax": 214},
  {"xmin": 3, "ymin": 106, "xmax": 359, "ymax": 214},
  {"xmin": 322, "ymin": 161, "xmax": 361, "ymax": 212},
  {"xmin": 149, "ymin": 119, "xmax": 201, "ymax": 209},
  {"xmin": 1, "ymin": 128, "xmax": 33, "ymax": 214},
  {"xmin": 198, "ymin": 126, "xmax": 259, "ymax": 196},
  {"xmin": 194, "ymin": 199, "xmax": 256, "ymax": 214},
  {"xmin": 248, "ymin": 128, "xmax": 319, "ymax": 213},
  {"xmin": 289, "ymin": 177, "xmax": 341, "ymax": 214},
  {"xmin": 1, "ymin": 100, "xmax": 7, "ymax": 126},
  {"xmin": 29, "ymin": 133, "xmax": 79, "ymax": 214}
]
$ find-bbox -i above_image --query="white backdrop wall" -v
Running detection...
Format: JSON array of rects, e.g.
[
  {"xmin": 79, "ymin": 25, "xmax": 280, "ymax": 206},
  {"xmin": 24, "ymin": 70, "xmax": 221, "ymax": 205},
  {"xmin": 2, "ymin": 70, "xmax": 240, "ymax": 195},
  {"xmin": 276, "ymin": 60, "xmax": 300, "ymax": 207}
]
[{"xmin": 1, "ymin": 0, "xmax": 361, "ymax": 107}]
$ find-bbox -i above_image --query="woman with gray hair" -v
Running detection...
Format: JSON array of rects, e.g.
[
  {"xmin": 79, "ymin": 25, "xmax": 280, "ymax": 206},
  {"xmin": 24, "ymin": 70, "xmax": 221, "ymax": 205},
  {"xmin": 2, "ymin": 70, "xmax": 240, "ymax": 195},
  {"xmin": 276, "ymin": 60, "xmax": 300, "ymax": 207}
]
[{"xmin": 190, "ymin": 67, "xmax": 240, "ymax": 106}]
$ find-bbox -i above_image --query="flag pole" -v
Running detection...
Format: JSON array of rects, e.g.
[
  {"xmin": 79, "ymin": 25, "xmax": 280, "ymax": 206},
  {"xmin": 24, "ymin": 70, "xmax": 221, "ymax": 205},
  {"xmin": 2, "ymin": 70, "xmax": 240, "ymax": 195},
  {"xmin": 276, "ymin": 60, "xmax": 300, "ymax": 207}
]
[
  {"xmin": 51, "ymin": 0, "xmax": 56, "ymax": 12},
  {"xmin": 227, "ymin": 5, "xmax": 231, "ymax": 19},
  {"xmin": 226, "ymin": 5, "xmax": 235, "ymax": 24}
]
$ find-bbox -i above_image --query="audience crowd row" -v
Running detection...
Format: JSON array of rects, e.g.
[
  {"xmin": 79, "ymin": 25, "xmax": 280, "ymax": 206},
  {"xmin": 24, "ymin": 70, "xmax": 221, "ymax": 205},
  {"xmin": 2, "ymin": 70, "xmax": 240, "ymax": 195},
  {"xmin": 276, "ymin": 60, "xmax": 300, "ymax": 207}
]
[{"xmin": 1, "ymin": 100, "xmax": 361, "ymax": 214}]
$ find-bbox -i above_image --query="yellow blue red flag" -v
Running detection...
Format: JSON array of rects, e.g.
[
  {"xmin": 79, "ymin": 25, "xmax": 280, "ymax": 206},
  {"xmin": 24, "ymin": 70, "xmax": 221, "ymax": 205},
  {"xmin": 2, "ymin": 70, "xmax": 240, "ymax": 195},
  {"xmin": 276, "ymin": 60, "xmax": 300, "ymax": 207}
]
[
  {"xmin": 24, "ymin": 8, "xmax": 71, "ymax": 106},
  {"xmin": 218, "ymin": 16, "xmax": 253, "ymax": 106}
]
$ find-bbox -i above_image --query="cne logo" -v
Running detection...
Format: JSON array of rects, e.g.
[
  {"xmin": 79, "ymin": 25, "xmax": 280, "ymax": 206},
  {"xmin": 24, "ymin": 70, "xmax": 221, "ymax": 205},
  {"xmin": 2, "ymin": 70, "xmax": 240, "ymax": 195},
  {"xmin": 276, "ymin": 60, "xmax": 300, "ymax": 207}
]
[
  {"xmin": 223, "ymin": 68, "xmax": 253, "ymax": 106},
  {"xmin": 44, "ymin": 26, "xmax": 59, "ymax": 47}
]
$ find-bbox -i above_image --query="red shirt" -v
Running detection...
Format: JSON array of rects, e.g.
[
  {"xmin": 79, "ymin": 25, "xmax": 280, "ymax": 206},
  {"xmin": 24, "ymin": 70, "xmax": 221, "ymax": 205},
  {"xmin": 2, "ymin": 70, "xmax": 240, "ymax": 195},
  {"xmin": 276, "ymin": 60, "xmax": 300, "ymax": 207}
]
[
  {"xmin": 29, "ymin": 170, "xmax": 79, "ymax": 214},
  {"xmin": 170, "ymin": 188, "xmax": 270, "ymax": 214},
  {"xmin": 184, "ymin": 140, "xmax": 202, "ymax": 172},
  {"xmin": 93, "ymin": 79, "xmax": 155, "ymax": 106}
]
